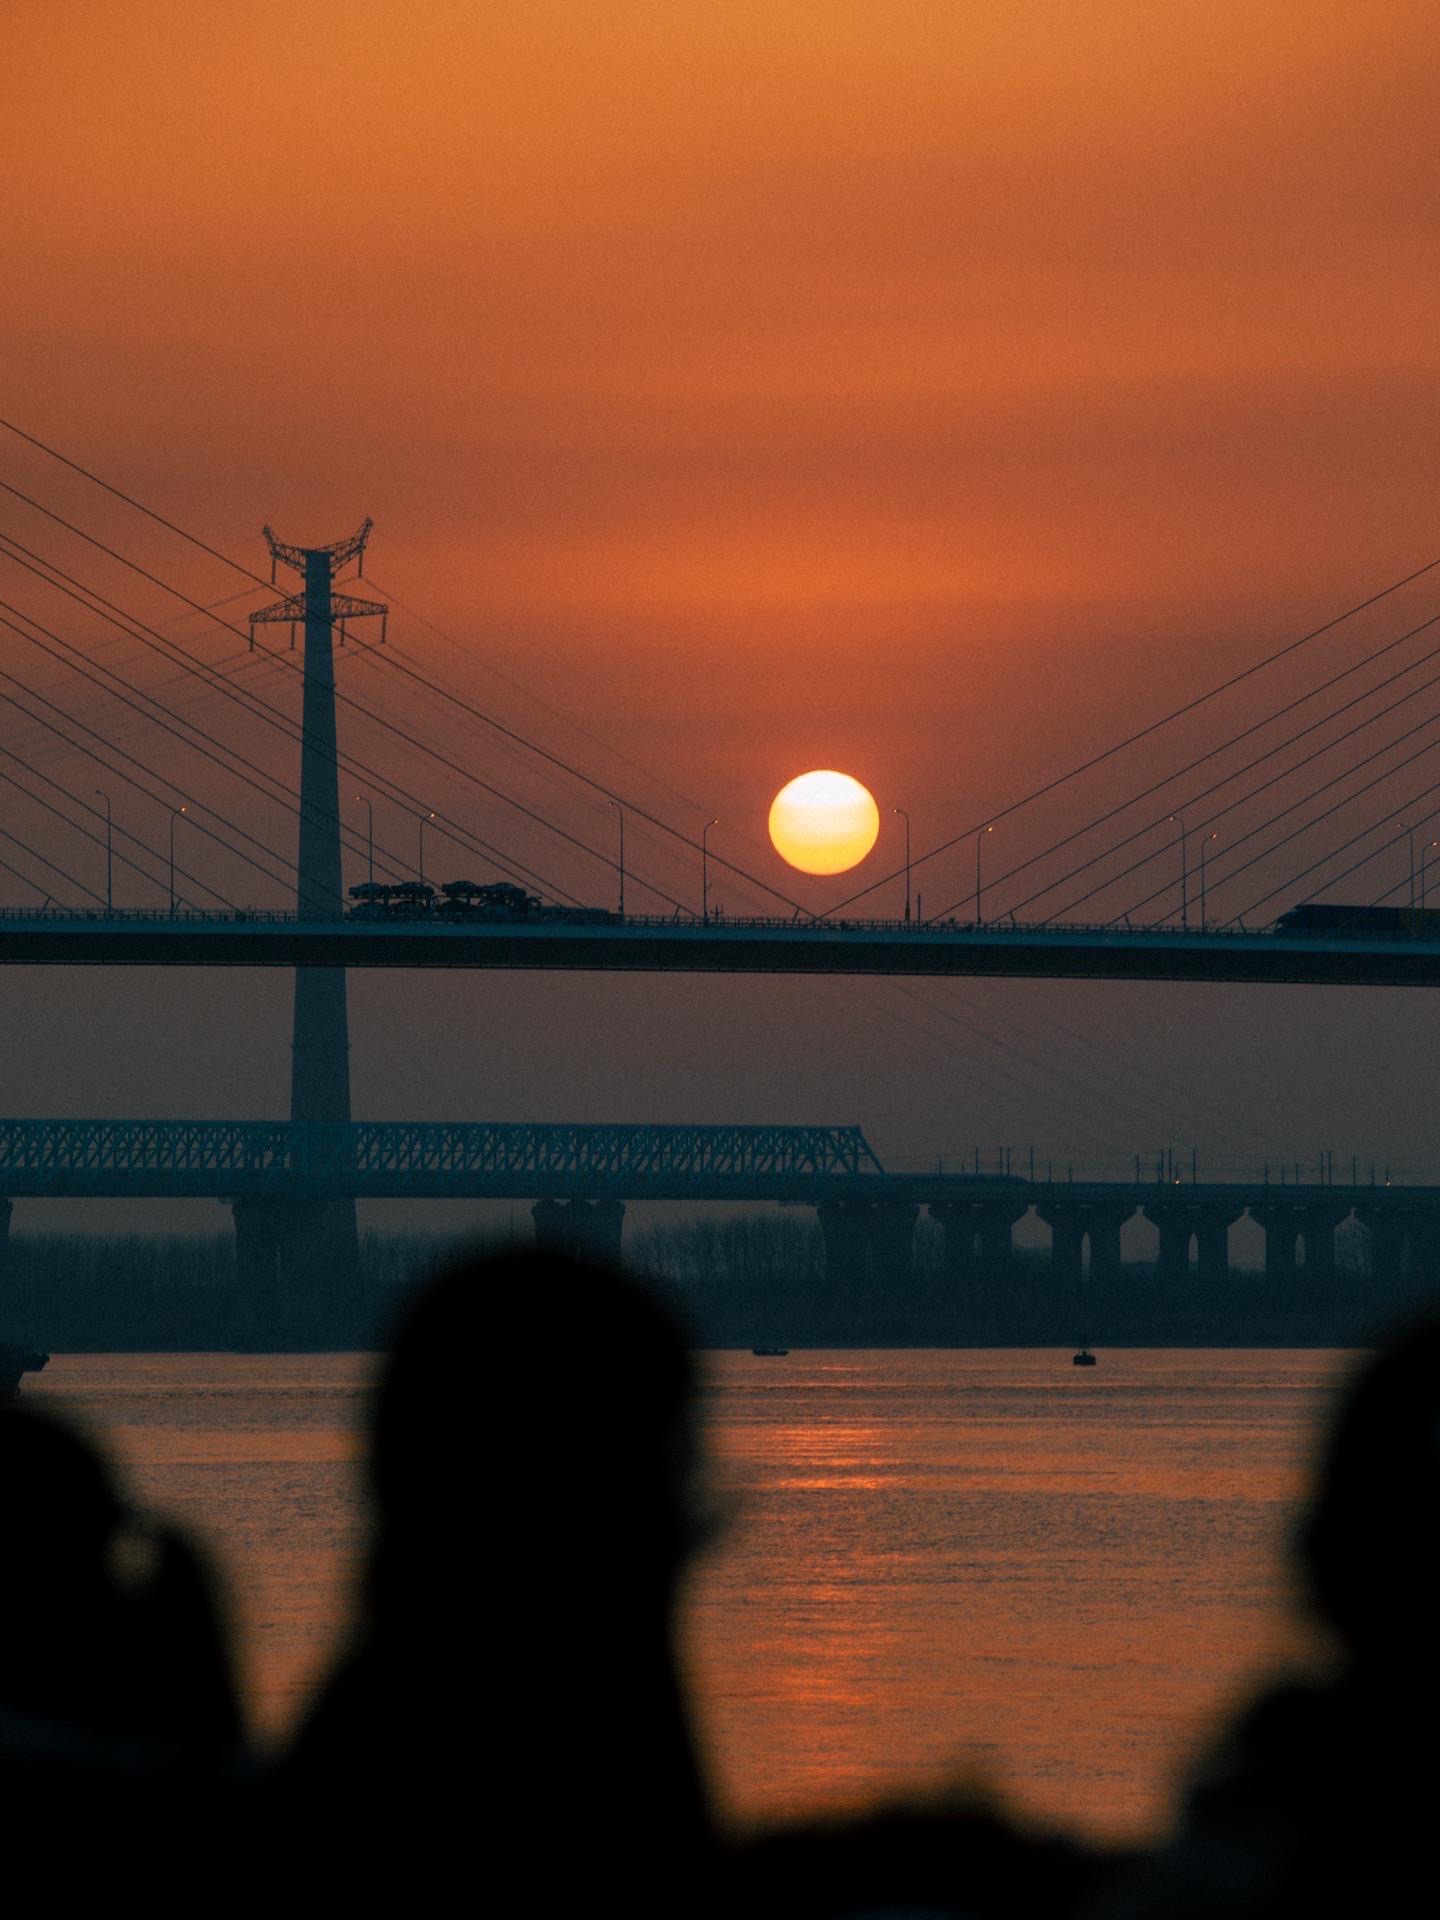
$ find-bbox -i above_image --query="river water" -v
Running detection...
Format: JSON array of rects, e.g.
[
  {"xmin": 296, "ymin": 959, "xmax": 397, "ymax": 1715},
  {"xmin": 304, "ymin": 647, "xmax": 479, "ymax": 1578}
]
[{"xmin": 30, "ymin": 1347, "xmax": 1350, "ymax": 1842}]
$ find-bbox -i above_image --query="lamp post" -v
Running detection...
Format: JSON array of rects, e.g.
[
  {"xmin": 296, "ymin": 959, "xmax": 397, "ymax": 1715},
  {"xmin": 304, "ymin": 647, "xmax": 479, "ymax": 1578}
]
[
  {"xmin": 1402, "ymin": 821, "xmax": 1419, "ymax": 905},
  {"xmin": 702, "ymin": 818, "xmax": 718, "ymax": 924},
  {"xmin": 1168, "ymin": 813, "xmax": 1189, "ymax": 929},
  {"xmin": 419, "ymin": 810, "xmax": 436, "ymax": 889},
  {"xmin": 610, "ymin": 800, "xmax": 625, "ymax": 917},
  {"xmin": 95, "ymin": 787, "xmax": 112, "ymax": 912},
  {"xmin": 168, "ymin": 804, "xmax": 187, "ymax": 913},
  {"xmin": 1423, "ymin": 838, "xmax": 1440, "ymax": 908},
  {"xmin": 355, "ymin": 794, "xmax": 374, "ymax": 886},
  {"xmin": 894, "ymin": 807, "xmax": 911, "ymax": 922},
  {"xmin": 1199, "ymin": 830, "xmax": 1217, "ymax": 929},
  {"xmin": 974, "ymin": 824, "xmax": 993, "ymax": 925}
]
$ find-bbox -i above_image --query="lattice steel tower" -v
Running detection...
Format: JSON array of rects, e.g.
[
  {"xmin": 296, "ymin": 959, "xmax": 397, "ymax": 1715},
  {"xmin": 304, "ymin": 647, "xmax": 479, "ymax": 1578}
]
[{"xmin": 250, "ymin": 521, "xmax": 386, "ymax": 1336}]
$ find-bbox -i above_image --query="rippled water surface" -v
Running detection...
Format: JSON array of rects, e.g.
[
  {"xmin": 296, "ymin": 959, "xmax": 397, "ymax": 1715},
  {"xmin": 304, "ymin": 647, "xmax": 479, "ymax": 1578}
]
[{"xmin": 33, "ymin": 1348, "xmax": 1350, "ymax": 1839}]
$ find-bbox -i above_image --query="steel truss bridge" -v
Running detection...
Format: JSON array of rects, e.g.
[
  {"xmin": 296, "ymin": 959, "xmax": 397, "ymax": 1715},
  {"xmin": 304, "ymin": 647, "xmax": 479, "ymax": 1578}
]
[
  {"xmin": 0, "ymin": 910, "xmax": 1437, "ymax": 986},
  {"xmin": 0, "ymin": 1118, "xmax": 884, "ymax": 1201}
]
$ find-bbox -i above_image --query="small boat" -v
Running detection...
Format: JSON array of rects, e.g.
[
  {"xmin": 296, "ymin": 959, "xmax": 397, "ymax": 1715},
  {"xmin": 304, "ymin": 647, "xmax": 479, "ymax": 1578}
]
[
  {"xmin": 1, "ymin": 1345, "xmax": 49, "ymax": 1400},
  {"xmin": 751, "ymin": 1346, "xmax": 790, "ymax": 1357},
  {"xmin": 1072, "ymin": 1347, "xmax": 1097, "ymax": 1368}
]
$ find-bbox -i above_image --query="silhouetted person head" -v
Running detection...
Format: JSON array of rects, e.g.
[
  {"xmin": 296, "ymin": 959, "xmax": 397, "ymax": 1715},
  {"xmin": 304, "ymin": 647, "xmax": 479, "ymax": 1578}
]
[
  {"xmin": 366, "ymin": 1248, "xmax": 705, "ymax": 1635},
  {"xmin": 286, "ymin": 1251, "xmax": 715, "ymax": 1904},
  {"xmin": 1298, "ymin": 1318, "xmax": 1440, "ymax": 1665},
  {"xmin": 0, "ymin": 1403, "xmax": 240, "ymax": 1751}
]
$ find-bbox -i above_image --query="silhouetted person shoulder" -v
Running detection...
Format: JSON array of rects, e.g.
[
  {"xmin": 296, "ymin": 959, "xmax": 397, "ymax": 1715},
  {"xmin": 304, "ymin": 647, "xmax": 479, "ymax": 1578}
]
[
  {"xmin": 0, "ymin": 1405, "xmax": 247, "ymax": 1886},
  {"xmin": 281, "ymin": 1252, "xmax": 717, "ymax": 1909},
  {"xmin": 1089, "ymin": 1321, "xmax": 1440, "ymax": 1920},
  {"xmin": 730, "ymin": 1786, "xmax": 1124, "ymax": 1920}
]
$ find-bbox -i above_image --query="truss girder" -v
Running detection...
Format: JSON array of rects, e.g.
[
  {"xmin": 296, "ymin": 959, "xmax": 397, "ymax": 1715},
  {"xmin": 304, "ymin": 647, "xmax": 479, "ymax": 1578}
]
[{"xmin": 0, "ymin": 1118, "xmax": 884, "ymax": 1198}]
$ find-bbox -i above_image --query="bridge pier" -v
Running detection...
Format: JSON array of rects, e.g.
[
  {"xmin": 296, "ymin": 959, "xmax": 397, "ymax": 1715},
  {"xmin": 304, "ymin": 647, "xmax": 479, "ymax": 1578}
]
[
  {"xmin": 868, "ymin": 1202, "xmax": 918, "ymax": 1282},
  {"xmin": 1356, "ymin": 1205, "xmax": 1406, "ymax": 1287},
  {"xmin": 817, "ymin": 1200, "xmax": 917, "ymax": 1285},
  {"xmin": 531, "ymin": 1198, "xmax": 626, "ymax": 1266},
  {"xmin": 1145, "ymin": 1199, "xmax": 1244, "ymax": 1283},
  {"xmin": 1035, "ymin": 1199, "xmax": 1134, "ymax": 1287},
  {"xmin": 817, "ymin": 1201, "xmax": 869, "ymax": 1285},
  {"xmin": 929, "ymin": 1200, "xmax": 1029, "ymax": 1276},
  {"xmin": 1298, "ymin": 1205, "xmax": 1350, "ymax": 1292},
  {"xmin": 231, "ymin": 1198, "xmax": 286, "ymax": 1349}
]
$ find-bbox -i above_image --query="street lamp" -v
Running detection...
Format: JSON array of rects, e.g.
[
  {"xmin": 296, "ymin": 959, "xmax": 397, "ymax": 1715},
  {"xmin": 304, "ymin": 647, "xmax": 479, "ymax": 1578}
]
[
  {"xmin": 1199, "ymin": 830, "xmax": 1217, "ymax": 929},
  {"xmin": 95, "ymin": 788, "xmax": 112, "ymax": 912},
  {"xmin": 893, "ymin": 807, "xmax": 911, "ymax": 922},
  {"xmin": 355, "ymin": 794, "xmax": 374, "ymax": 886},
  {"xmin": 610, "ymin": 800, "xmax": 625, "ymax": 917},
  {"xmin": 702, "ymin": 819, "xmax": 719, "ymax": 924},
  {"xmin": 1168, "ymin": 813, "xmax": 1189, "ymax": 929},
  {"xmin": 168, "ymin": 804, "xmax": 187, "ymax": 913},
  {"xmin": 418, "ymin": 810, "xmax": 436, "ymax": 889},
  {"xmin": 1401, "ymin": 821, "xmax": 1420, "ymax": 905},
  {"xmin": 974, "ymin": 824, "xmax": 993, "ymax": 924},
  {"xmin": 1423, "ymin": 838, "xmax": 1440, "ymax": 908}
]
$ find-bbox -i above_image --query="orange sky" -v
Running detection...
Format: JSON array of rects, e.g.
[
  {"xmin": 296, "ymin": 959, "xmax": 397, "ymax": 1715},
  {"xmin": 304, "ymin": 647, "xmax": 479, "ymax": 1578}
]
[{"xmin": 4, "ymin": 2, "xmax": 1440, "ymax": 1187}]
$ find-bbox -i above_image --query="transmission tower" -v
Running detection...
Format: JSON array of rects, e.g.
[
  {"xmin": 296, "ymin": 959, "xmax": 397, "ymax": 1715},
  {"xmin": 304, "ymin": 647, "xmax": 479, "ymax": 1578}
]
[{"xmin": 248, "ymin": 520, "xmax": 387, "ymax": 1341}]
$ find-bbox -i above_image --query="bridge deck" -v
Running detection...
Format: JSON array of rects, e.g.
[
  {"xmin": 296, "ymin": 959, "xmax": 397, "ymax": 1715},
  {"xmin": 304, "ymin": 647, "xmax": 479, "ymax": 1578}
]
[{"xmin": 1, "ymin": 912, "xmax": 1439, "ymax": 985}]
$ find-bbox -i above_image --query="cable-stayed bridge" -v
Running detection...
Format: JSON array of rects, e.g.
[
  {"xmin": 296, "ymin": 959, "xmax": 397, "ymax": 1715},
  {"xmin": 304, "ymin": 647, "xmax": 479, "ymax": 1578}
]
[{"xmin": 7, "ymin": 421, "xmax": 1440, "ymax": 1338}]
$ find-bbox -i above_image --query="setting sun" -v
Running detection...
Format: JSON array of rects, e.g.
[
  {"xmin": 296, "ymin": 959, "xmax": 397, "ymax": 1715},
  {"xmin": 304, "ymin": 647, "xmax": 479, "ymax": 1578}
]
[{"xmin": 768, "ymin": 770, "xmax": 880, "ymax": 876}]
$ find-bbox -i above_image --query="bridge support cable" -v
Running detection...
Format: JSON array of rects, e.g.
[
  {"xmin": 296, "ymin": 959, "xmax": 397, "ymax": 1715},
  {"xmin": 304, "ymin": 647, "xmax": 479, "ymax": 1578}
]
[
  {"xmin": 1001, "ymin": 623, "xmax": 1440, "ymax": 924},
  {"xmin": 0, "ymin": 823, "xmax": 102, "ymax": 906},
  {"xmin": 1051, "ymin": 696, "xmax": 1440, "ymax": 928},
  {"xmin": 0, "ymin": 680, "xmax": 299, "ymax": 893},
  {"xmin": 880, "ymin": 975, "xmax": 1294, "ymax": 1162},
  {"xmin": 0, "ymin": 601, "xmax": 370, "ymax": 889},
  {"xmin": 1097, "ymin": 708, "xmax": 1440, "ymax": 928},
  {"xmin": 921, "ymin": 601, "xmax": 1440, "ymax": 925},
  {"xmin": 829, "ymin": 566, "xmax": 1440, "ymax": 924},
  {"xmin": 0, "ymin": 527, "xmax": 675, "ymax": 915},
  {"xmin": 0, "ymin": 425, "xmax": 805, "ymax": 916},
  {"xmin": 0, "ymin": 500, "xmax": 691, "ymax": 916},
  {"xmin": 1122, "ymin": 730, "xmax": 1440, "ymax": 930},
  {"xmin": 16, "ymin": 412, "xmax": 1440, "ymax": 937},
  {"xmin": 0, "ymin": 751, "xmax": 235, "ymax": 907},
  {"xmin": 1221, "ymin": 770, "xmax": 1440, "ymax": 927},
  {"xmin": 0, "ymin": 549, "xmax": 583, "ymax": 906}
]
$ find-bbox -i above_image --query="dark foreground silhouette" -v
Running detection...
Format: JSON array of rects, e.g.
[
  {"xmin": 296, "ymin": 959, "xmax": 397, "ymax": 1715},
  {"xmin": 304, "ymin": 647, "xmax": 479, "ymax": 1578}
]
[
  {"xmin": 0, "ymin": 1403, "xmax": 245, "ymax": 1878},
  {"xmin": 7, "ymin": 1262, "xmax": 1437, "ymax": 1917},
  {"xmin": 1090, "ymin": 1319, "xmax": 1440, "ymax": 1920},
  {"xmin": 277, "ymin": 1252, "xmax": 717, "ymax": 1907}
]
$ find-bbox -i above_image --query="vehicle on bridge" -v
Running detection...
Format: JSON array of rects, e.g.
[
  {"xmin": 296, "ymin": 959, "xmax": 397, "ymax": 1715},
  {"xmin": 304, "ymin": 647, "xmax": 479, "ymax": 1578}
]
[
  {"xmin": 346, "ymin": 878, "xmax": 616, "ymax": 924},
  {"xmin": 1273, "ymin": 903, "xmax": 1440, "ymax": 938}
]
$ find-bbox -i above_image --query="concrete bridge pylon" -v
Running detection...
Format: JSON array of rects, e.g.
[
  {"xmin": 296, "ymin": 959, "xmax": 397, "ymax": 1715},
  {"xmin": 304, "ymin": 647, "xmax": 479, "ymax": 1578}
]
[{"xmin": 249, "ymin": 522, "xmax": 387, "ymax": 1343}]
